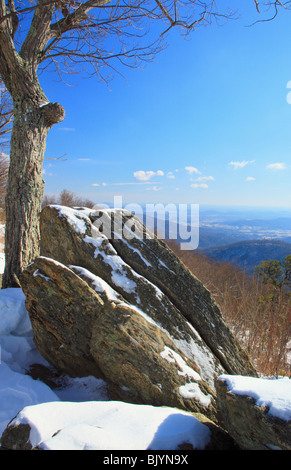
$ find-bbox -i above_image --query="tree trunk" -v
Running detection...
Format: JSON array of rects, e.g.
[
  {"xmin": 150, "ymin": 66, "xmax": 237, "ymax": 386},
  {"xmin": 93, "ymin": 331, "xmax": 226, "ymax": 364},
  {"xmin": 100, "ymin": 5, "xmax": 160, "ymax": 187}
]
[{"xmin": 2, "ymin": 98, "xmax": 65, "ymax": 288}]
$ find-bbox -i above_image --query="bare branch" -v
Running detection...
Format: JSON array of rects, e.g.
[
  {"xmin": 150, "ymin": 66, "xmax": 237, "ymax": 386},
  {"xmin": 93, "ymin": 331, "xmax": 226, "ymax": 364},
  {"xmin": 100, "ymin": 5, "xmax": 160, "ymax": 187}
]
[
  {"xmin": 44, "ymin": 153, "xmax": 68, "ymax": 161},
  {"xmin": 0, "ymin": 1, "xmax": 239, "ymax": 89},
  {"xmin": 37, "ymin": 1, "xmax": 235, "ymax": 84},
  {"xmin": 20, "ymin": 0, "xmax": 56, "ymax": 62},
  {"xmin": 6, "ymin": 0, "xmax": 19, "ymax": 38},
  {"xmin": 0, "ymin": 0, "xmax": 23, "ymax": 80},
  {"xmin": 50, "ymin": 0, "xmax": 112, "ymax": 37},
  {"xmin": 254, "ymin": 0, "xmax": 260, "ymax": 13},
  {"xmin": 250, "ymin": 1, "xmax": 291, "ymax": 24}
]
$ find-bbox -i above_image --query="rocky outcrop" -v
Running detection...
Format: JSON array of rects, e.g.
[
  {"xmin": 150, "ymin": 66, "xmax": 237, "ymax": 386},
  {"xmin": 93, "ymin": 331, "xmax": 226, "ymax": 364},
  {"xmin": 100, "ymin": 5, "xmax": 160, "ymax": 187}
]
[
  {"xmin": 216, "ymin": 376, "xmax": 291, "ymax": 450},
  {"xmin": 39, "ymin": 205, "xmax": 256, "ymax": 378},
  {"xmin": 4, "ymin": 203, "xmax": 290, "ymax": 451},
  {"xmin": 21, "ymin": 257, "xmax": 218, "ymax": 421},
  {"xmin": 18, "ymin": 205, "xmax": 257, "ymax": 424}
]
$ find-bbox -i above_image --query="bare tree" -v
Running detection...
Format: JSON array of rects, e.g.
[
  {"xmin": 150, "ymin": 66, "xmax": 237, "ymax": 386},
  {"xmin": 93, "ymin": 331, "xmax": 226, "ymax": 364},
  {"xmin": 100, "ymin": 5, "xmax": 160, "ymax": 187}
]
[
  {"xmin": 42, "ymin": 188, "xmax": 95, "ymax": 208},
  {"xmin": 0, "ymin": 0, "xmax": 282, "ymax": 287}
]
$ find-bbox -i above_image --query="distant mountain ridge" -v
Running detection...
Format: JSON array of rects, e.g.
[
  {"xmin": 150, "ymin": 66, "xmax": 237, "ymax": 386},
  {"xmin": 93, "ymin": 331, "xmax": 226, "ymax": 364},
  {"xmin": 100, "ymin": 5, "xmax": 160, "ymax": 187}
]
[
  {"xmin": 225, "ymin": 217, "xmax": 291, "ymax": 230},
  {"xmin": 200, "ymin": 239, "xmax": 291, "ymax": 274}
]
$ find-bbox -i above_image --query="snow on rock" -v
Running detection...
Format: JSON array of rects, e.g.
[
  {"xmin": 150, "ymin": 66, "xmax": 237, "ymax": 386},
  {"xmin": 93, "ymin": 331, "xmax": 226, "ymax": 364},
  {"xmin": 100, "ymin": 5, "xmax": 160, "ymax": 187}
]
[
  {"xmin": 71, "ymin": 264, "xmax": 162, "ymax": 328},
  {"xmin": 70, "ymin": 265, "xmax": 122, "ymax": 302},
  {"xmin": 160, "ymin": 346, "xmax": 202, "ymax": 381},
  {"xmin": 83, "ymin": 233, "xmax": 138, "ymax": 294},
  {"xmin": 218, "ymin": 374, "xmax": 291, "ymax": 422},
  {"xmin": 52, "ymin": 205, "xmax": 90, "ymax": 234},
  {"xmin": 7, "ymin": 400, "xmax": 212, "ymax": 451},
  {"xmin": 178, "ymin": 383, "xmax": 212, "ymax": 407}
]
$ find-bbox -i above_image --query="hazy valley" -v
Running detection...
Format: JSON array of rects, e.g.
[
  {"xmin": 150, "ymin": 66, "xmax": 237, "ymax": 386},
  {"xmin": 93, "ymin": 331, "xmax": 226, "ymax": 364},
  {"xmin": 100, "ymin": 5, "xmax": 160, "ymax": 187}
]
[{"xmin": 141, "ymin": 204, "xmax": 291, "ymax": 273}]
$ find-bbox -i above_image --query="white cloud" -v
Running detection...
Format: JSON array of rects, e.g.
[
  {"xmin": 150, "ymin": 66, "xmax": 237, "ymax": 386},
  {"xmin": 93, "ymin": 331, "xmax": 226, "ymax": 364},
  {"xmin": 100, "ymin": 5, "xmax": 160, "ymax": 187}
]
[
  {"xmin": 93, "ymin": 181, "xmax": 161, "ymax": 187},
  {"xmin": 196, "ymin": 175, "xmax": 215, "ymax": 182},
  {"xmin": 42, "ymin": 168, "xmax": 53, "ymax": 176},
  {"xmin": 167, "ymin": 171, "xmax": 175, "ymax": 179},
  {"xmin": 191, "ymin": 183, "xmax": 208, "ymax": 189},
  {"xmin": 134, "ymin": 170, "xmax": 164, "ymax": 181},
  {"xmin": 185, "ymin": 166, "xmax": 201, "ymax": 175},
  {"xmin": 246, "ymin": 177, "xmax": 256, "ymax": 182},
  {"xmin": 229, "ymin": 160, "xmax": 255, "ymax": 170},
  {"xmin": 109, "ymin": 181, "xmax": 159, "ymax": 186},
  {"xmin": 78, "ymin": 158, "xmax": 91, "ymax": 161},
  {"xmin": 146, "ymin": 186, "xmax": 163, "ymax": 191},
  {"xmin": 266, "ymin": 163, "xmax": 287, "ymax": 170}
]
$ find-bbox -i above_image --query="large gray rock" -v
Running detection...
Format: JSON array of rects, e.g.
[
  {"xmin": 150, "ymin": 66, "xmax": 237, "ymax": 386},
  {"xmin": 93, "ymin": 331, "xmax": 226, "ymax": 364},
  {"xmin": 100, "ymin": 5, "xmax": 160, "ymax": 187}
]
[
  {"xmin": 215, "ymin": 376, "xmax": 291, "ymax": 450},
  {"xmin": 21, "ymin": 257, "xmax": 218, "ymax": 421},
  {"xmin": 96, "ymin": 209, "xmax": 252, "ymax": 376},
  {"xmin": 71, "ymin": 264, "xmax": 224, "ymax": 389},
  {"xmin": 39, "ymin": 205, "xmax": 256, "ymax": 380}
]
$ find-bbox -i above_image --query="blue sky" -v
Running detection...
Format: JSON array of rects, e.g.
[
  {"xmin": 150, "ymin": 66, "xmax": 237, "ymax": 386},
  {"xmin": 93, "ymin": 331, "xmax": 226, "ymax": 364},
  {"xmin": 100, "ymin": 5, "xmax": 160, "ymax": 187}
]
[{"xmin": 40, "ymin": 1, "xmax": 291, "ymax": 208}]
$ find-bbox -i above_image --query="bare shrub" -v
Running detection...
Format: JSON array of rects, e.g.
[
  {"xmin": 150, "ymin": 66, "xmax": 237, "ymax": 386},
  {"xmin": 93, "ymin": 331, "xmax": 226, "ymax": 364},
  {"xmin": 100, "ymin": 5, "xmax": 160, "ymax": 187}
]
[
  {"xmin": 42, "ymin": 189, "xmax": 95, "ymax": 209},
  {"xmin": 166, "ymin": 240, "xmax": 291, "ymax": 377}
]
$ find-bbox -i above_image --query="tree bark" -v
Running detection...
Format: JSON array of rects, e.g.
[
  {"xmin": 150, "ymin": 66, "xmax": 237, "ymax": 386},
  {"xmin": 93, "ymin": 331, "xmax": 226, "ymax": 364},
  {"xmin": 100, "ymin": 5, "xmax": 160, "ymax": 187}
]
[
  {"xmin": 0, "ymin": 0, "xmax": 64, "ymax": 287},
  {"xmin": 2, "ymin": 98, "xmax": 65, "ymax": 288}
]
